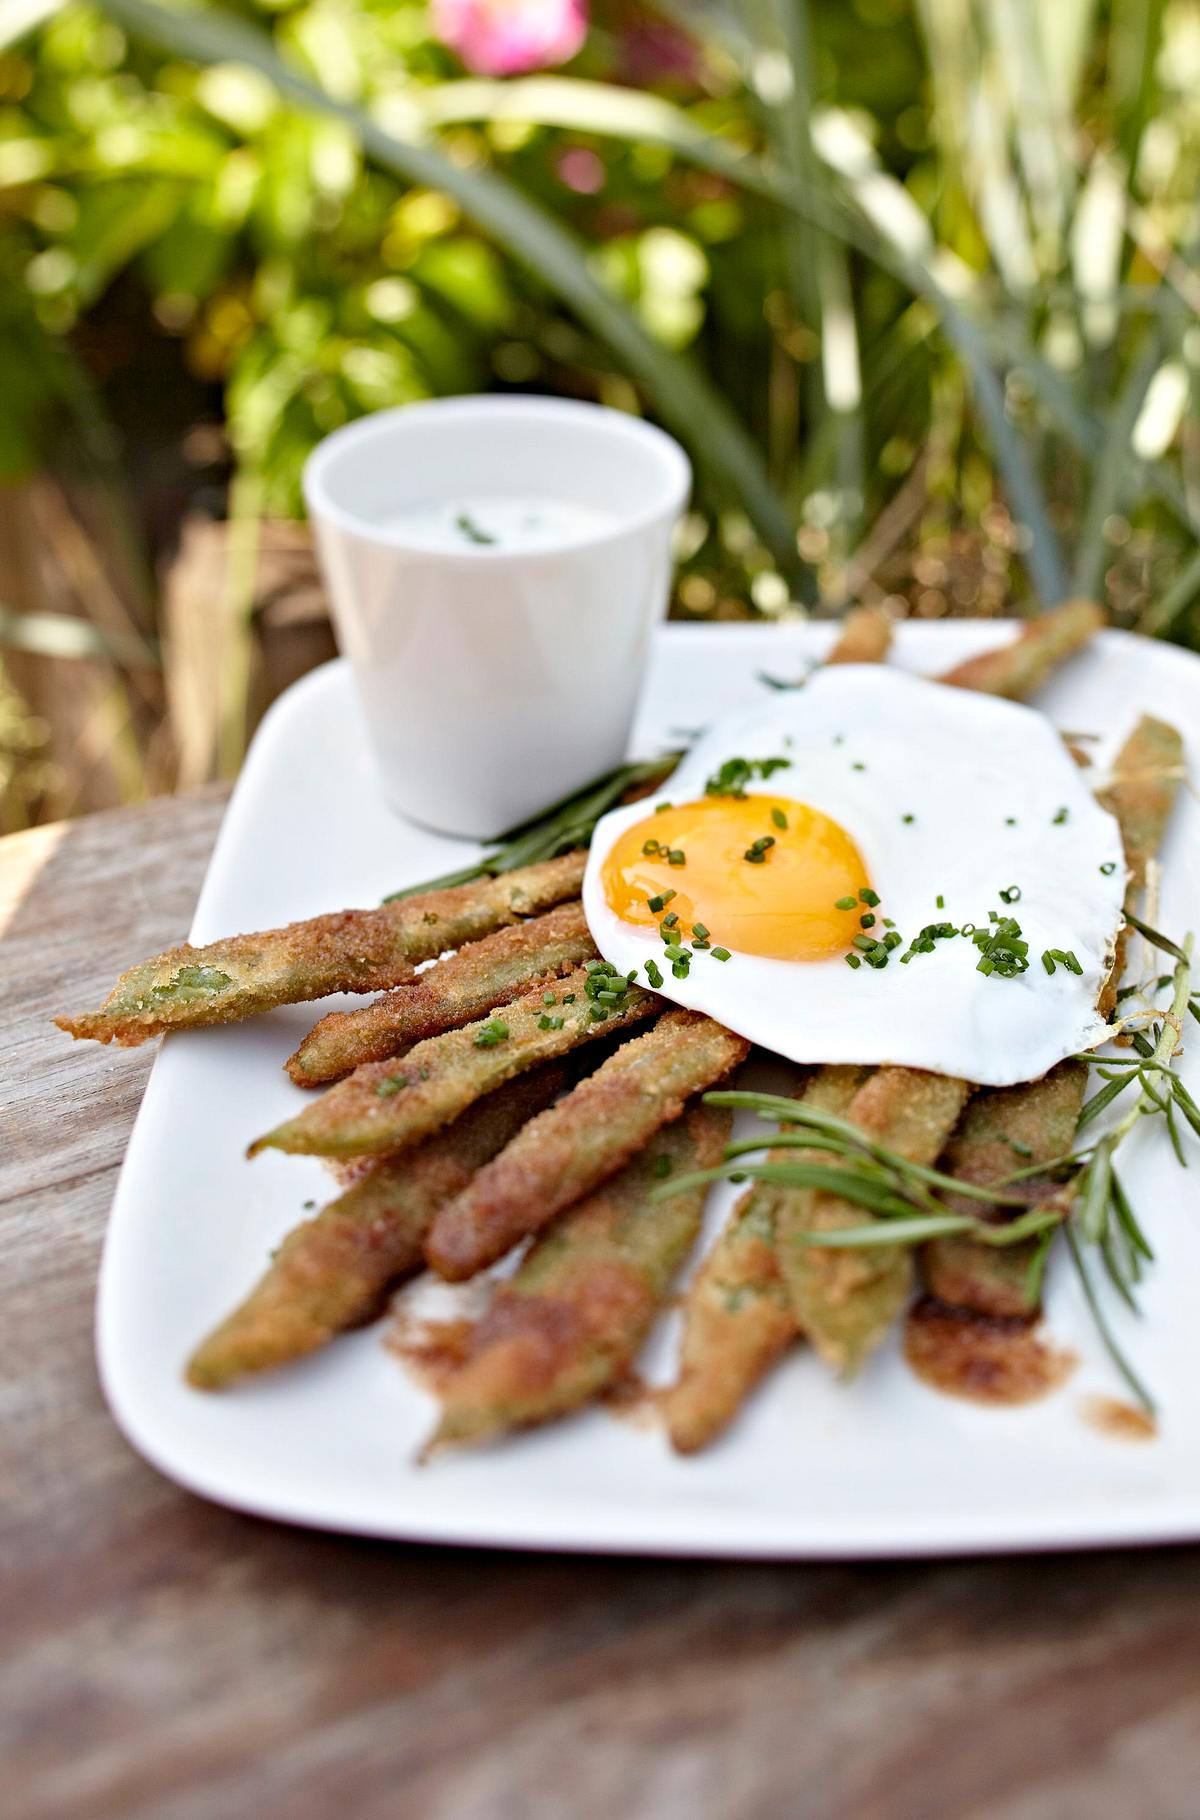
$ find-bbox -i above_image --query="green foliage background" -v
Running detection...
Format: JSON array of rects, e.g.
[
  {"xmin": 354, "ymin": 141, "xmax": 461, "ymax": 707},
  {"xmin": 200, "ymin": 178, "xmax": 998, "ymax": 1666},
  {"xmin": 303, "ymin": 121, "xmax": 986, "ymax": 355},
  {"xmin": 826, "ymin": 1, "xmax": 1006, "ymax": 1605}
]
[{"xmin": 0, "ymin": 0, "xmax": 1198, "ymax": 824}]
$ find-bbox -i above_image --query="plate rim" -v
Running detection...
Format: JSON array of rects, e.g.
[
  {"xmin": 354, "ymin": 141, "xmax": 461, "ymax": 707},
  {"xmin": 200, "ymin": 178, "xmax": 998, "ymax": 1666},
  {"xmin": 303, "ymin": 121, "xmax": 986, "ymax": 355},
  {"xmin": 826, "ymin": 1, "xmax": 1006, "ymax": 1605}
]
[{"xmin": 95, "ymin": 619, "xmax": 1200, "ymax": 1556}]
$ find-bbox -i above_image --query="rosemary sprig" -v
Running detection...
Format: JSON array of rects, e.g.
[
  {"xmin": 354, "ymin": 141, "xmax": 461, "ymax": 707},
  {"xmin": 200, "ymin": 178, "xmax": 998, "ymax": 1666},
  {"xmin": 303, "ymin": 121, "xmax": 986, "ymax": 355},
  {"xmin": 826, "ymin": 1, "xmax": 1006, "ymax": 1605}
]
[
  {"xmin": 654, "ymin": 932, "xmax": 1196, "ymax": 1412},
  {"xmin": 384, "ymin": 753, "xmax": 681, "ymax": 900}
]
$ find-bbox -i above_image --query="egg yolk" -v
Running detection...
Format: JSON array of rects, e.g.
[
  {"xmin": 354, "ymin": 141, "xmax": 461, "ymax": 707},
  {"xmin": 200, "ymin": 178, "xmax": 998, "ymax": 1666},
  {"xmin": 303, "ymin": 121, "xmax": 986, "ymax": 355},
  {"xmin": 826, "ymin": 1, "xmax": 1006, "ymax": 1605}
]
[{"xmin": 601, "ymin": 795, "xmax": 875, "ymax": 962}]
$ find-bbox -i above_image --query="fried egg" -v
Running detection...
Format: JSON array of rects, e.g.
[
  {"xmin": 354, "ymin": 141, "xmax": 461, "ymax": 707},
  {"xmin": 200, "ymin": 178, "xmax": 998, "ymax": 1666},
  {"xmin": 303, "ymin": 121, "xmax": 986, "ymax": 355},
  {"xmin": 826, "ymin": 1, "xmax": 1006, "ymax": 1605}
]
[{"xmin": 582, "ymin": 666, "xmax": 1128, "ymax": 1087}]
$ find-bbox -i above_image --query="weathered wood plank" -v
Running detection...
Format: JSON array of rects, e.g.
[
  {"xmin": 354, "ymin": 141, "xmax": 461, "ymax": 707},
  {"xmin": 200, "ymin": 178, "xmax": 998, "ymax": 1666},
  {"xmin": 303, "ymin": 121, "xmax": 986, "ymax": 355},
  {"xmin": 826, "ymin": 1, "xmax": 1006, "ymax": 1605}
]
[{"xmin": 3, "ymin": 791, "xmax": 1200, "ymax": 1820}]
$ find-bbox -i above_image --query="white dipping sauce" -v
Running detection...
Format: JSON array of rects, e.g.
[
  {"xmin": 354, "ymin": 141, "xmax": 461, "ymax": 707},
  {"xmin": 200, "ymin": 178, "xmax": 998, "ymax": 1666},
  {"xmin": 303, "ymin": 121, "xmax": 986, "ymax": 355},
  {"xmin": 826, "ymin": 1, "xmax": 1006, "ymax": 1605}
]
[{"xmin": 383, "ymin": 495, "xmax": 617, "ymax": 553}]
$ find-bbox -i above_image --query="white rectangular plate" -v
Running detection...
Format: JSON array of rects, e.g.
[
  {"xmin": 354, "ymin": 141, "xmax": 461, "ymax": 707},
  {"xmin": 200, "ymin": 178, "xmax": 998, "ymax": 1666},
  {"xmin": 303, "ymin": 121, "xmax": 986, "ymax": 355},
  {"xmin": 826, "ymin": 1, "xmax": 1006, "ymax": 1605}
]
[{"xmin": 98, "ymin": 622, "xmax": 1200, "ymax": 1556}]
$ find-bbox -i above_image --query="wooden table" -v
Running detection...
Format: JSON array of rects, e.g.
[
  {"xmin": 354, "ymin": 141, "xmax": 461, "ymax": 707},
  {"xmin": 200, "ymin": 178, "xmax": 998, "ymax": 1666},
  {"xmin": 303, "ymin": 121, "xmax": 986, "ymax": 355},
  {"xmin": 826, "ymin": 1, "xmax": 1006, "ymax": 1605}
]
[{"xmin": 4, "ymin": 792, "xmax": 1200, "ymax": 1820}]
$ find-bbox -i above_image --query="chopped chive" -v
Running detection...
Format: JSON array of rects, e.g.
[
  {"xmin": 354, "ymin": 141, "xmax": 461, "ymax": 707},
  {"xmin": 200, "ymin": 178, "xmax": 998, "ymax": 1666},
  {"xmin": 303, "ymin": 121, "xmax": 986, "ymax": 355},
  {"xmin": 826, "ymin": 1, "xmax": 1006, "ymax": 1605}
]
[
  {"xmin": 1100, "ymin": 861, "xmax": 1117, "ymax": 875},
  {"xmin": 771, "ymin": 807, "xmax": 788, "ymax": 829},
  {"xmin": 859, "ymin": 888, "xmax": 881, "ymax": 907},
  {"xmin": 671, "ymin": 959, "xmax": 690, "ymax": 979},
  {"xmin": 1005, "ymin": 816, "xmax": 1017, "ymax": 826},
  {"xmin": 647, "ymin": 890, "xmax": 676, "ymax": 913},
  {"xmin": 562, "ymin": 992, "xmax": 575, "ymax": 1004},
  {"xmin": 538, "ymin": 1013, "xmax": 565, "ymax": 1030},
  {"xmin": 691, "ymin": 922, "xmax": 709, "ymax": 940},
  {"xmin": 543, "ymin": 990, "xmax": 556, "ymax": 1006},
  {"xmin": 668, "ymin": 849, "xmax": 686, "ymax": 867},
  {"xmin": 711, "ymin": 947, "xmax": 731, "ymax": 962},
  {"xmin": 743, "ymin": 849, "xmax": 766, "ymax": 864},
  {"xmin": 845, "ymin": 953, "xmax": 862, "ymax": 969},
  {"xmin": 656, "ymin": 801, "xmax": 672, "ymax": 812},
  {"xmin": 645, "ymin": 959, "xmax": 664, "ymax": 988},
  {"xmin": 902, "ymin": 813, "xmax": 915, "ymax": 825},
  {"xmin": 835, "ymin": 895, "xmax": 857, "ymax": 911},
  {"xmin": 663, "ymin": 943, "xmax": 688, "ymax": 962},
  {"xmin": 1053, "ymin": 806, "xmax": 1069, "ymax": 825},
  {"xmin": 692, "ymin": 939, "xmax": 711, "ymax": 950},
  {"xmin": 474, "ymin": 1019, "xmax": 509, "ymax": 1048},
  {"xmin": 642, "ymin": 839, "xmax": 661, "ymax": 856},
  {"xmin": 851, "ymin": 761, "xmax": 866, "ymax": 772},
  {"xmin": 860, "ymin": 913, "xmax": 876, "ymax": 929},
  {"xmin": 936, "ymin": 895, "xmax": 944, "ymax": 909},
  {"xmin": 661, "ymin": 911, "xmax": 679, "ymax": 928},
  {"xmin": 999, "ymin": 885, "xmax": 1021, "ymax": 904}
]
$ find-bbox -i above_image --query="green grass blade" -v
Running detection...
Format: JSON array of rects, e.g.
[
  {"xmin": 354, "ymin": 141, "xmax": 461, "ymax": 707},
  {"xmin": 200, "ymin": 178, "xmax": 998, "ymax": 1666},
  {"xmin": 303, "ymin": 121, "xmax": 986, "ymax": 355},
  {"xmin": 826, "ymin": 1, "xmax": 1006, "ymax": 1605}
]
[
  {"xmin": 395, "ymin": 69, "xmax": 1067, "ymax": 602},
  {"xmin": 1071, "ymin": 333, "xmax": 1162, "ymax": 598},
  {"xmin": 97, "ymin": 0, "xmax": 799, "ymax": 576}
]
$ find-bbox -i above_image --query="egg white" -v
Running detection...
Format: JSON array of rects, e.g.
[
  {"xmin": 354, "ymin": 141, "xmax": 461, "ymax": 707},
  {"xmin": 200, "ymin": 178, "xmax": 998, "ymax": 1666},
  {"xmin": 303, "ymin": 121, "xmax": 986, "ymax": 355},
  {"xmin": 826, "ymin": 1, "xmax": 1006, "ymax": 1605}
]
[{"xmin": 582, "ymin": 666, "xmax": 1128, "ymax": 1088}]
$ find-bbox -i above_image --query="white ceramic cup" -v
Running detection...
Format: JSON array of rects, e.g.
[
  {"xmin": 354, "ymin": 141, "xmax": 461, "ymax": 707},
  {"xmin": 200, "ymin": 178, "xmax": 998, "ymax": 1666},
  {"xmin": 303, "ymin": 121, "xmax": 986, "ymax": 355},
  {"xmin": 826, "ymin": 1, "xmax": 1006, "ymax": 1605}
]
[{"xmin": 302, "ymin": 396, "xmax": 691, "ymax": 837}]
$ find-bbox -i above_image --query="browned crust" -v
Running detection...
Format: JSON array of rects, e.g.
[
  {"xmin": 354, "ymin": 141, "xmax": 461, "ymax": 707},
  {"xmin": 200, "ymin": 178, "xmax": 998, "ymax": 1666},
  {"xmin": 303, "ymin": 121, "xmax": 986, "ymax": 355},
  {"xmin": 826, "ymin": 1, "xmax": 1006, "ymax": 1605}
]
[
  {"xmin": 424, "ymin": 1100, "xmax": 730, "ymax": 1451},
  {"xmin": 185, "ymin": 1066, "xmax": 567, "ymax": 1389},
  {"xmin": 825, "ymin": 605, "xmax": 894, "ymax": 666},
  {"xmin": 1096, "ymin": 714, "xmax": 1184, "ymax": 1021},
  {"xmin": 250, "ymin": 964, "xmax": 659, "ymax": 1160},
  {"xmin": 935, "ymin": 600, "xmax": 1104, "ymax": 700},
  {"xmin": 921, "ymin": 1061, "xmax": 1087, "ymax": 1321},
  {"xmin": 425, "ymin": 1010, "xmax": 750, "ymax": 1281},
  {"xmin": 286, "ymin": 902, "xmax": 597, "ymax": 1085},
  {"xmin": 56, "ymin": 850, "xmax": 586, "ymax": 1046},
  {"xmin": 904, "ymin": 1296, "xmax": 1075, "ymax": 1405},
  {"xmin": 778, "ymin": 1069, "xmax": 973, "ymax": 1376},
  {"xmin": 662, "ymin": 1066, "xmax": 870, "ymax": 1454}
]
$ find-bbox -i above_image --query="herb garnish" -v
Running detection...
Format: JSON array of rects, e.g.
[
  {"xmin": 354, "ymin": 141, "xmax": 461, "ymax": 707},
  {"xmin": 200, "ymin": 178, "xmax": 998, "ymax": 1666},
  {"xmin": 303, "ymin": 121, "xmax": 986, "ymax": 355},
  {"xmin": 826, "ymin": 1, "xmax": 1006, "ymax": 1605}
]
[
  {"xmin": 455, "ymin": 512, "xmax": 497, "ymax": 546},
  {"xmin": 704, "ymin": 755, "xmax": 791, "ymax": 799},
  {"xmin": 653, "ymin": 937, "xmax": 1197, "ymax": 1411}
]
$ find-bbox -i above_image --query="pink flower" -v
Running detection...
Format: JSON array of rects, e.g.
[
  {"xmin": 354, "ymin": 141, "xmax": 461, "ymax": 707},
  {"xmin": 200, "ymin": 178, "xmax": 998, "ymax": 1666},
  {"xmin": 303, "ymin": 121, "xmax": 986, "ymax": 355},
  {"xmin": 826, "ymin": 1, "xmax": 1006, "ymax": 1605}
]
[{"xmin": 432, "ymin": 0, "xmax": 588, "ymax": 77}]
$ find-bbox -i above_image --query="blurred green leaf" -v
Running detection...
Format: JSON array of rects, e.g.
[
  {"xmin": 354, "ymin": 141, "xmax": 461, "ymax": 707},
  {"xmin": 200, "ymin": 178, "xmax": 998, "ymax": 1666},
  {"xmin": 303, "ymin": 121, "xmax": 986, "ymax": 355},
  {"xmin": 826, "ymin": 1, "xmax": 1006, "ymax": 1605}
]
[{"xmin": 97, "ymin": 0, "xmax": 801, "ymax": 576}]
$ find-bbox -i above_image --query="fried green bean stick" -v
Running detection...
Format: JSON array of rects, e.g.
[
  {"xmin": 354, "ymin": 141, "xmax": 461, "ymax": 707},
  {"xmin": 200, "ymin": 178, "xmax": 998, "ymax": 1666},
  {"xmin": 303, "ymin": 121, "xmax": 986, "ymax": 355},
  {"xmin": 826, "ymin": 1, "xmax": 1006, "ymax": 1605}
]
[
  {"xmin": 778, "ymin": 1069, "xmax": 973, "ymax": 1376},
  {"xmin": 56, "ymin": 850, "xmax": 586, "ymax": 1047},
  {"xmin": 250, "ymin": 963, "xmax": 657, "ymax": 1161},
  {"xmin": 424, "ymin": 1100, "xmax": 730, "ymax": 1452},
  {"xmin": 825, "ymin": 604, "xmax": 893, "ymax": 666},
  {"xmin": 286, "ymin": 901, "xmax": 596, "ymax": 1087},
  {"xmin": 663, "ymin": 1065, "xmax": 871, "ymax": 1455},
  {"xmin": 1096, "ymin": 714, "xmax": 1183, "ymax": 1020},
  {"xmin": 426, "ymin": 1010, "xmax": 750, "ymax": 1281},
  {"xmin": 1097, "ymin": 714, "xmax": 1184, "ymax": 893},
  {"xmin": 187, "ymin": 1066, "xmax": 567, "ymax": 1390},
  {"xmin": 921, "ymin": 1061, "xmax": 1087, "ymax": 1321},
  {"xmin": 936, "ymin": 599, "xmax": 1103, "ymax": 700}
]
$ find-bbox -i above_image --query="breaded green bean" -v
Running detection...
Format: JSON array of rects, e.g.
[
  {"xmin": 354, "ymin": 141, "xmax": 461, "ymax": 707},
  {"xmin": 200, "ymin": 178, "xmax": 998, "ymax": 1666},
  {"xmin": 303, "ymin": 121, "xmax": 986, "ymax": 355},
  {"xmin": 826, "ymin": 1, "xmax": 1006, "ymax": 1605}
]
[
  {"xmin": 936, "ymin": 599, "xmax": 1103, "ymax": 700},
  {"xmin": 286, "ymin": 901, "xmax": 596, "ymax": 1086},
  {"xmin": 56, "ymin": 851, "xmax": 586, "ymax": 1047},
  {"xmin": 921, "ymin": 1061, "xmax": 1087, "ymax": 1320},
  {"xmin": 778, "ymin": 1069, "xmax": 973, "ymax": 1376},
  {"xmin": 186, "ymin": 1066, "xmax": 567, "ymax": 1390},
  {"xmin": 1097, "ymin": 714, "xmax": 1184, "ymax": 893},
  {"xmin": 663, "ymin": 1065, "xmax": 870, "ymax": 1455},
  {"xmin": 1096, "ymin": 714, "xmax": 1184, "ymax": 1020},
  {"xmin": 426, "ymin": 1011, "xmax": 750, "ymax": 1281},
  {"xmin": 250, "ymin": 963, "xmax": 657, "ymax": 1161},
  {"xmin": 825, "ymin": 604, "xmax": 894, "ymax": 666},
  {"xmin": 425, "ymin": 1099, "xmax": 731, "ymax": 1452}
]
